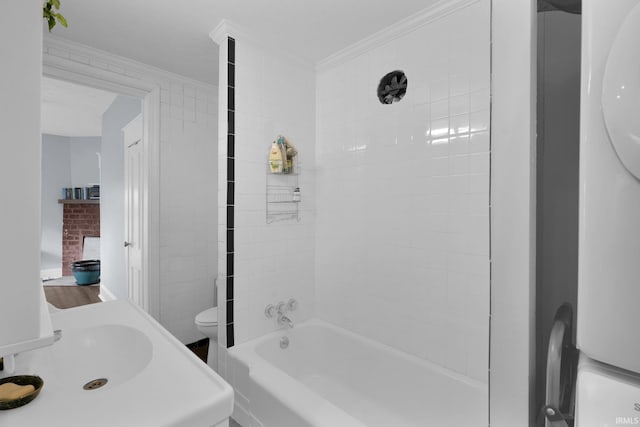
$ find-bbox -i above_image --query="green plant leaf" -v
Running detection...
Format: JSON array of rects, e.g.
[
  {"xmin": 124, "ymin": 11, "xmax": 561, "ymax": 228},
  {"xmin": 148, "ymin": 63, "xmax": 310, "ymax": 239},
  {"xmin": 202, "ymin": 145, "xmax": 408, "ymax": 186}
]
[
  {"xmin": 56, "ymin": 13, "xmax": 67, "ymax": 28},
  {"xmin": 43, "ymin": 0, "xmax": 67, "ymax": 31}
]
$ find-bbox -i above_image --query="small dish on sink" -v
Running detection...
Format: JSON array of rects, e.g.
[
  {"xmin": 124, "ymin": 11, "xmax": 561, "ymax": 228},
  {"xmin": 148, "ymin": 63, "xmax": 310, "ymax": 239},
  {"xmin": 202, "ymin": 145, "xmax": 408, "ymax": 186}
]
[{"xmin": 0, "ymin": 375, "xmax": 44, "ymax": 410}]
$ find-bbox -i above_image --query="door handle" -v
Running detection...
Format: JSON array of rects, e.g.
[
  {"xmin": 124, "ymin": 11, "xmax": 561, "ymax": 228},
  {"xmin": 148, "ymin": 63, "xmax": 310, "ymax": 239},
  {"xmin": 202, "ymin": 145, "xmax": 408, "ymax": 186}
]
[{"xmin": 124, "ymin": 241, "xmax": 132, "ymax": 247}]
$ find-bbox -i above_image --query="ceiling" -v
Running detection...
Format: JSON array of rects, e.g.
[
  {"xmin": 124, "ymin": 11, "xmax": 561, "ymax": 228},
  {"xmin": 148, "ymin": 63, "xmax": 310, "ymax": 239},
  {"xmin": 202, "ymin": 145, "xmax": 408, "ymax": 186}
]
[
  {"xmin": 48, "ymin": 0, "xmax": 439, "ymax": 85},
  {"xmin": 41, "ymin": 77, "xmax": 117, "ymax": 137}
]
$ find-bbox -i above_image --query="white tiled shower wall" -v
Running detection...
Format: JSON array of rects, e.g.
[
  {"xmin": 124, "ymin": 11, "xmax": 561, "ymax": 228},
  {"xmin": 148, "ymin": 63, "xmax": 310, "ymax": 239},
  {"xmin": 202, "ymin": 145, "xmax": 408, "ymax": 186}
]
[
  {"xmin": 315, "ymin": 0, "xmax": 490, "ymax": 382},
  {"xmin": 216, "ymin": 28, "xmax": 317, "ymax": 350},
  {"xmin": 43, "ymin": 37, "xmax": 219, "ymax": 344}
]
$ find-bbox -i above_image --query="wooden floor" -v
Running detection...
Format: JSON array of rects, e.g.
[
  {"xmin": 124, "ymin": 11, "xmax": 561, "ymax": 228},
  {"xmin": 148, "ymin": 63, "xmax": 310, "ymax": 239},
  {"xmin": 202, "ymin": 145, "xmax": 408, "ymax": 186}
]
[
  {"xmin": 185, "ymin": 338, "xmax": 209, "ymax": 363},
  {"xmin": 43, "ymin": 285, "xmax": 101, "ymax": 309}
]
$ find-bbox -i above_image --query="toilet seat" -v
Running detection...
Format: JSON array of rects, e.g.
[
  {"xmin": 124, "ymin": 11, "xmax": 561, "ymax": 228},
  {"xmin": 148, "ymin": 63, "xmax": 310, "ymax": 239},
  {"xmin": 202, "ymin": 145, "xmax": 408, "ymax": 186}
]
[
  {"xmin": 195, "ymin": 307, "xmax": 218, "ymax": 326},
  {"xmin": 194, "ymin": 307, "xmax": 219, "ymax": 370}
]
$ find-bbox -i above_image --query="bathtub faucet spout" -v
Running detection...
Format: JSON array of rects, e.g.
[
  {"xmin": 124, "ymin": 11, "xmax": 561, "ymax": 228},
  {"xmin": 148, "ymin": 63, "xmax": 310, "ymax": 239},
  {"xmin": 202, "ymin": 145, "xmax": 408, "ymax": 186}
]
[{"xmin": 277, "ymin": 314, "xmax": 294, "ymax": 329}]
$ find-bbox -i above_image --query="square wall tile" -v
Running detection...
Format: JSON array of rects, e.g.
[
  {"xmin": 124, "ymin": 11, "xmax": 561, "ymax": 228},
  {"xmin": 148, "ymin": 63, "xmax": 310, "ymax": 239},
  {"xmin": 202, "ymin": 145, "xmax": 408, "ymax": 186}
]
[{"xmin": 315, "ymin": 0, "xmax": 490, "ymax": 380}]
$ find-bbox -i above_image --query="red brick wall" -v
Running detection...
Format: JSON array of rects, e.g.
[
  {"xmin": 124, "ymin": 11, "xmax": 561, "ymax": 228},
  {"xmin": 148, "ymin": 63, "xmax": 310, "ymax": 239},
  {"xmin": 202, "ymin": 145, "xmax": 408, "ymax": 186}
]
[{"xmin": 62, "ymin": 203, "xmax": 100, "ymax": 276}]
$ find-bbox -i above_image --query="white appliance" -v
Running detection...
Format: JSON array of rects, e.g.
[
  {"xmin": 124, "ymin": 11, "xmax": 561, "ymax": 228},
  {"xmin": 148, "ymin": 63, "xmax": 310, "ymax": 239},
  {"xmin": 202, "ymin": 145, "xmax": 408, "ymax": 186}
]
[
  {"xmin": 575, "ymin": 356, "xmax": 640, "ymax": 426},
  {"xmin": 574, "ymin": 0, "xmax": 640, "ymax": 425}
]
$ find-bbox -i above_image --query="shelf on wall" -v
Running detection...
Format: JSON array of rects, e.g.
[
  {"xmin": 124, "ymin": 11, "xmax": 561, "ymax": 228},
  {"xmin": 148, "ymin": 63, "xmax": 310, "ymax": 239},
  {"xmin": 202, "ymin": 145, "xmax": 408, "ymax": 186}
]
[
  {"xmin": 267, "ymin": 211, "xmax": 300, "ymax": 223},
  {"xmin": 266, "ymin": 160, "xmax": 300, "ymax": 224},
  {"xmin": 58, "ymin": 199, "xmax": 100, "ymax": 205},
  {"xmin": 268, "ymin": 172, "xmax": 300, "ymax": 177}
]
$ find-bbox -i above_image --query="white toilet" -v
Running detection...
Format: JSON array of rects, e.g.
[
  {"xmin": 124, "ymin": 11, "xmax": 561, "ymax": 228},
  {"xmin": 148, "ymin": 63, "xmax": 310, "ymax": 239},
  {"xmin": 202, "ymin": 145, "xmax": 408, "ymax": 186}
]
[{"xmin": 195, "ymin": 307, "xmax": 218, "ymax": 370}]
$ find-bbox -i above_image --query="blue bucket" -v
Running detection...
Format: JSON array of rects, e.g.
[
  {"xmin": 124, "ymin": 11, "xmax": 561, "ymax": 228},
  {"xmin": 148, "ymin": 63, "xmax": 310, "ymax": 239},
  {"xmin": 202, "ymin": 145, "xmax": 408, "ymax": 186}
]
[{"xmin": 71, "ymin": 260, "xmax": 100, "ymax": 285}]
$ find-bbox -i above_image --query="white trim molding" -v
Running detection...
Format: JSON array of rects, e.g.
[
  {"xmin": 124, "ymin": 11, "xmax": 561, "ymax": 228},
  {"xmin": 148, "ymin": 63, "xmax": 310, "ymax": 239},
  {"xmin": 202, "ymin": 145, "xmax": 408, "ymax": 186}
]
[
  {"xmin": 99, "ymin": 285, "xmax": 117, "ymax": 302},
  {"xmin": 44, "ymin": 35, "xmax": 217, "ymax": 92},
  {"xmin": 490, "ymin": 0, "xmax": 537, "ymax": 425},
  {"xmin": 143, "ymin": 88, "xmax": 161, "ymax": 321},
  {"xmin": 40, "ymin": 268, "xmax": 62, "ymax": 281},
  {"xmin": 210, "ymin": 19, "xmax": 243, "ymax": 45},
  {"xmin": 209, "ymin": 19, "xmax": 315, "ymax": 71},
  {"xmin": 317, "ymin": 0, "xmax": 480, "ymax": 71}
]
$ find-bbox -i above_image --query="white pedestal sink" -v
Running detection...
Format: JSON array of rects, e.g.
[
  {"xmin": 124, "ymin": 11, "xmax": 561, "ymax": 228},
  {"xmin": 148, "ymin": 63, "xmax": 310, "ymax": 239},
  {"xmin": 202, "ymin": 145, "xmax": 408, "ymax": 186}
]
[
  {"xmin": 1, "ymin": 300, "xmax": 233, "ymax": 427},
  {"xmin": 46, "ymin": 324, "xmax": 154, "ymax": 393}
]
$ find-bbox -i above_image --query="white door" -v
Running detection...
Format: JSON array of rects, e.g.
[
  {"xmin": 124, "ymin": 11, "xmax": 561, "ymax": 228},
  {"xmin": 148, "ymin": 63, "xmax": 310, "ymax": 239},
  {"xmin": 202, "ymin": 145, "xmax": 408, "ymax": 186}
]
[{"xmin": 123, "ymin": 115, "xmax": 146, "ymax": 311}]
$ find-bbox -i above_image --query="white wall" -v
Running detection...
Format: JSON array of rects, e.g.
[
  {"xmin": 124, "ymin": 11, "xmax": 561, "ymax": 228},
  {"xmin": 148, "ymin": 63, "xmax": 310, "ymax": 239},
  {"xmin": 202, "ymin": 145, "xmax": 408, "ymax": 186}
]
[
  {"xmin": 0, "ymin": 0, "xmax": 43, "ymax": 348},
  {"xmin": 40, "ymin": 135, "xmax": 102, "ymax": 275},
  {"xmin": 43, "ymin": 38, "xmax": 219, "ymax": 344},
  {"xmin": 315, "ymin": 0, "xmax": 490, "ymax": 383},
  {"xmin": 158, "ymin": 82, "xmax": 219, "ymax": 344},
  {"xmin": 490, "ymin": 0, "xmax": 537, "ymax": 425},
  {"xmin": 212, "ymin": 3, "xmax": 538, "ymax": 423},
  {"xmin": 69, "ymin": 136, "xmax": 101, "ymax": 187},
  {"xmin": 41, "ymin": 134, "xmax": 72, "ymax": 273},
  {"xmin": 101, "ymin": 96, "xmax": 142, "ymax": 299},
  {"xmin": 213, "ymin": 24, "xmax": 317, "ymax": 355}
]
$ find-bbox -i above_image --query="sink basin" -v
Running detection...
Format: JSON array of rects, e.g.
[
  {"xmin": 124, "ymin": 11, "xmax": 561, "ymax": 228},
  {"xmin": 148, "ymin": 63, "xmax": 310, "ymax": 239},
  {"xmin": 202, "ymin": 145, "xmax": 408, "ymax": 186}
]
[
  {"xmin": 49, "ymin": 324, "xmax": 152, "ymax": 392},
  {"xmin": 2, "ymin": 300, "xmax": 233, "ymax": 427}
]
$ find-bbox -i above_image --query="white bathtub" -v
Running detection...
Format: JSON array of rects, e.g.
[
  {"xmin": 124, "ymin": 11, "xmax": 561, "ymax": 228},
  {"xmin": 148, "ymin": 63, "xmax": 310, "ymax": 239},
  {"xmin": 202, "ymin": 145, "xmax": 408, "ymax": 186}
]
[{"xmin": 228, "ymin": 319, "xmax": 488, "ymax": 427}]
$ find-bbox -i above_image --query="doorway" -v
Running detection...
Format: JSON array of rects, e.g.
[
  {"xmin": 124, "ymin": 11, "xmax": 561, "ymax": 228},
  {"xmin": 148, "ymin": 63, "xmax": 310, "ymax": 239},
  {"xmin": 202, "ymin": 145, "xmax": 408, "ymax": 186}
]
[
  {"xmin": 40, "ymin": 77, "xmax": 114, "ymax": 282},
  {"xmin": 40, "ymin": 76, "xmax": 145, "ymax": 308},
  {"xmin": 40, "ymin": 68, "xmax": 159, "ymax": 318}
]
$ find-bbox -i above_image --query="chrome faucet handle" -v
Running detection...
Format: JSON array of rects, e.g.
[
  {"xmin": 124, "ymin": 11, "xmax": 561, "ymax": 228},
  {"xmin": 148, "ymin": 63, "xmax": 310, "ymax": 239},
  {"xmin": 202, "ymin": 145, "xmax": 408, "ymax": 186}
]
[
  {"xmin": 276, "ymin": 301, "xmax": 287, "ymax": 315},
  {"xmin": 286, "ymin": 298, "xmax": 298, "ymax": 311},
  {"xmin": 277, "ymin": 314, "xmax": 294, "ymax": 328},
  {"xmin": 265, "ymin": 304, "xmax": 276, "ymax": 318}
]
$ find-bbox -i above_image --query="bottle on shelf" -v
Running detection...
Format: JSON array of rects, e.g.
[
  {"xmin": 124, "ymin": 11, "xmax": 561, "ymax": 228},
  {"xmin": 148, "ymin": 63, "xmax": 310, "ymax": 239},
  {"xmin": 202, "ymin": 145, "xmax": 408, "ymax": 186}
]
[{"xmin": 269, "ymin": 141, "xmax": 284, "ymax": 173}]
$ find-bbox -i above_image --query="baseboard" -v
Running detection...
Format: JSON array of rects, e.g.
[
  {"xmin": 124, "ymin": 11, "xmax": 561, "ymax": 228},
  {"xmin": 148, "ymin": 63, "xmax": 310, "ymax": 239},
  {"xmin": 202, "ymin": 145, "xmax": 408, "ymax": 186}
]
[
  {"xmin": 40, "ymin": 268, "xmax": 62, "ymax": 281},
  {"xmin": 99, "ymin": 285, "xmax": 117, "ymax": 302}
]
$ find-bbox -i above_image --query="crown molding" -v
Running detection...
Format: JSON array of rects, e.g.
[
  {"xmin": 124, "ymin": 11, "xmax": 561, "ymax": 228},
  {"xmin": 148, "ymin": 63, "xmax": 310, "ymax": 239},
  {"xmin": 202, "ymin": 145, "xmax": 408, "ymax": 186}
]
[
  {"xmin": 209, "ymin": 19, "xmax": 249, "ymax": 45},
  {"xmin": 317, "ymin": 0, "xmax": 479, "ymax": 71},
  {"xmin": 209, "ymin": 20, "xmax": 226, "ymax": 44},
  {"xmin": 209, "ymin": 19, "xmax": 315, "ymax": 71},
  {"xmin": 43, "ymin": 35, "xmax": 218, "ymax": 90}
]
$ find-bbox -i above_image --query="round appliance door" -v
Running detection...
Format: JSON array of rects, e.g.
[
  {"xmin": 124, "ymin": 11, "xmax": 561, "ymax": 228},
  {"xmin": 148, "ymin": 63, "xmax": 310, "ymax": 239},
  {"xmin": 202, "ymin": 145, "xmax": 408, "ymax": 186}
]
[{"xmin": 602, "ymin": 1, "xmax": 640, "ymax": 180}]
